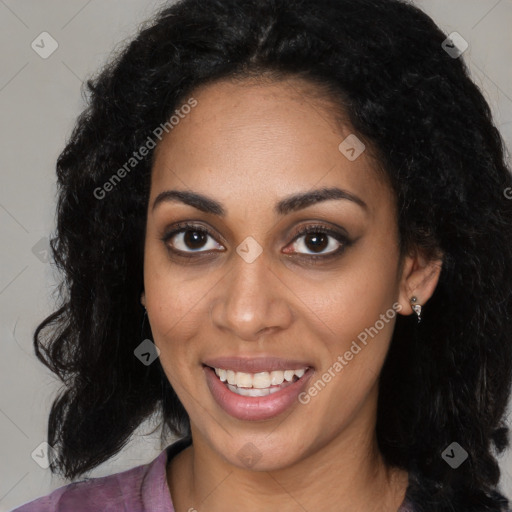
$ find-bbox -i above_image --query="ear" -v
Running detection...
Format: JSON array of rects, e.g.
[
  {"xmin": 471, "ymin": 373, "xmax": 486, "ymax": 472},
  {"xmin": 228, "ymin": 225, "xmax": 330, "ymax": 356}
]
[{"xmin": 397, "ymin": 248, "xmax": 443, "ymax": 317}]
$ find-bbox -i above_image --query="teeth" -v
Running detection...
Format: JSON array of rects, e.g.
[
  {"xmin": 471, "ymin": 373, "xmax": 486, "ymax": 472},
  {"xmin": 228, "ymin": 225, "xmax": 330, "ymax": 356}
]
[
  {"xmin": 217, "ymin": 368, "xmax": 227, "ymax": 382},
  {"xmin": 270, "ymin": 370, "xmax": 284, "ymax": 385},
  {"xmin": 253, "ymin": 372, "xmax": 272, "ymax": 389},
  {"xmin": 236, "ymin": 372, "xmax": 253, "ymax": 388},
  {"xmin": 295, "ymin": 368, "xmax": 305, "ymax": 378},
  {"xmin": 227, "ymin": 370, "xmax": 236, "ymax": 385},
  {"xmin": 213, "ymin": 367, "xmax": 308, "ymax": 390},
  {"xmin": 284, "ymin": 370, "xmax": 295, "ymax": 382},
  {"xmin": 227, "ymin": 384, "xmax": 285, "ymax": 397}
]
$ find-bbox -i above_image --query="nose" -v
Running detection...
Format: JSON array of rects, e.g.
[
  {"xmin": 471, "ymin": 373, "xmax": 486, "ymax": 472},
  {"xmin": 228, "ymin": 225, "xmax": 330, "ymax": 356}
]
[{"xmin": 209, "ymin": 252, "xmax": 294, "ymax": 341}]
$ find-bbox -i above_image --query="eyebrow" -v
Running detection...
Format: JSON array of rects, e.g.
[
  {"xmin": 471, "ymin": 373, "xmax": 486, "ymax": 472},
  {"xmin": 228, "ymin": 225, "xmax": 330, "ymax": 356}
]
[{"xmin": 152, "ymin": 186, "xmax": 367, "ymax": 216}]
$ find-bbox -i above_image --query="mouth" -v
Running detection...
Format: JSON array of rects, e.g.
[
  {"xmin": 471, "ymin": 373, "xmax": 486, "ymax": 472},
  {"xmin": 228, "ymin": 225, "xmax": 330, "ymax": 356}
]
[
  {"xmin": 202, "ymin": 358, "xmax": 314, "ymax": 421},
  {"xmin": 209, "ymin": 366, "xmax": 307, "ymax": 397}
]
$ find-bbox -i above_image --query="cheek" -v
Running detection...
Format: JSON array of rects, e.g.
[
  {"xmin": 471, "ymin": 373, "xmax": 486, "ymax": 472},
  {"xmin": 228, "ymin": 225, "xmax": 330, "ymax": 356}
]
[
  {"xmin": 146, "ymin": 283, "xmax": 209, "ymax": 357},
  {"xmin": 296, "ymin": 236, "xmax": 401, "ymax": 372},
  {"xmin": 303, "ymin": 247, "xmax": 399, "ymax": 329},
  {"xmin": 143, "ymin": 243, "xmax": 210, "ymax": 356}
]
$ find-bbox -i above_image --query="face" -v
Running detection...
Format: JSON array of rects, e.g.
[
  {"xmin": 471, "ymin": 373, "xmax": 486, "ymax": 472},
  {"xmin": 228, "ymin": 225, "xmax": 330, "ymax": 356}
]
[{"xmin": 143, "ymin": 77, "xmax": 434, "ymax": 471}]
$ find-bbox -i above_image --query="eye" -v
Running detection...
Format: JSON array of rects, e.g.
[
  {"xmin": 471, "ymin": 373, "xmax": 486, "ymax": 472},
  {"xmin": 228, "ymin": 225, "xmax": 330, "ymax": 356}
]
[
  {"xmin": 285, "ymin": 224, "xmax": 349, "ymax": 258},
  {"xmin": 161, "ymin": 222, "xmax": 350, "ymax": 260},
  {"xmin": 162, "ymin": 222, "xmax": 224, "ymax": 255}
]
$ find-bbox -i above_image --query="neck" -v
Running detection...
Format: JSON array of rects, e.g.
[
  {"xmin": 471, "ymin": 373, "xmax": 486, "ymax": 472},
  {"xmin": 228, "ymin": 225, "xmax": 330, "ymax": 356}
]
[{"xmin": 167, "ymin": 393, "xmax": 409, "ymax": 512}]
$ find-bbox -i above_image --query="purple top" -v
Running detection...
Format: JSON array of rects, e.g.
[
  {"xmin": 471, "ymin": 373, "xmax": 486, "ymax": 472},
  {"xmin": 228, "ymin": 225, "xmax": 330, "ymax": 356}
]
[{"xmin": 11, "ymin": 437, "xmax": 415, "ymax": 511}]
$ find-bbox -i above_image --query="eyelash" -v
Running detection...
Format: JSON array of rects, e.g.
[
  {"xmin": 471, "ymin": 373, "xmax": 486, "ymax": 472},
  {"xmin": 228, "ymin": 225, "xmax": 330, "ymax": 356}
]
[{"xmin": 160, "ymin": 221, "xmax": 351, "ymax": 262}]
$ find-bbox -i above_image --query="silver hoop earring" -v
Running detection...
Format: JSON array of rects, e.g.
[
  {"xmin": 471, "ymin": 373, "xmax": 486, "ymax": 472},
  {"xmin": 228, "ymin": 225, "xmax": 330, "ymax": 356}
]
[{"xmin": 410, "ymin": 296, "xmax": 422, "ymax": 323}]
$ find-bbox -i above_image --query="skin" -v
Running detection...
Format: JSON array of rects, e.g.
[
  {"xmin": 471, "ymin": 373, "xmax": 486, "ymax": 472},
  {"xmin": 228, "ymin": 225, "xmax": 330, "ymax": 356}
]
[{"xmin": 142, "ymin": 77, "xmax": 442, "ymax": 512}]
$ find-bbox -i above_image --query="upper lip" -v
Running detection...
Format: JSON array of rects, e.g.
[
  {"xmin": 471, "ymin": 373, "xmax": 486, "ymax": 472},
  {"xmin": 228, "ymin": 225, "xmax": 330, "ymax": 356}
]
[{"xmin": 203, "ymin": 357, "xmax": 313, "ymax": 373}]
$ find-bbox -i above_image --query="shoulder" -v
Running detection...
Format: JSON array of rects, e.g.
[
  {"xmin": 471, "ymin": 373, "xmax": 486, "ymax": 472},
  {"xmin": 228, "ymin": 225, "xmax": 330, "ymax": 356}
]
[
  {"xmin": 10, "ymin": 464, "xmax": 147, "ymax": 512},
  {"xmin": 9, "ymin": 443, "xmax": 179, "ymax": 512}
]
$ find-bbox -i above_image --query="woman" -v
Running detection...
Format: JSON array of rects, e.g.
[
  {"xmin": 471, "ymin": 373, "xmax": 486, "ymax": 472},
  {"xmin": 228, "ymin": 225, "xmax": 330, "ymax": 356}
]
[{"xmin": 11, "ymin": 0, "xmax": 512, "ymax": 510}]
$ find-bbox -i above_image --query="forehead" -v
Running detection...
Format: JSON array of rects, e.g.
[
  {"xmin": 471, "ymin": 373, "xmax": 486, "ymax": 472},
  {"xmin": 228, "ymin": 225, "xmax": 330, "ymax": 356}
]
[{"xmin": 150, "ymin": 78, "xmax": 392, "ymax": 214}]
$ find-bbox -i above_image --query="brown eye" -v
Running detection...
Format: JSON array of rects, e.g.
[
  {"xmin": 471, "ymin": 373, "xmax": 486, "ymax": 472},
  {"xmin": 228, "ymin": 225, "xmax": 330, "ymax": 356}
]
[
  {"xmin": 163, "ymin": 223, "xmax": 224, "ymax": 254},
  {"xmin": 303, "ymin": 232, "xmax": 329, "ymax": 253},
  {"xmin": 284, "ymin": 224, "xmax": 351, "ymax": 259},
  {"xmin": 290, "ymin": 230, "xmax": 342, "ymax": 256},
  {"xmin": 182, "ymin": 229, "xmax": 208, "ymax": 250}
]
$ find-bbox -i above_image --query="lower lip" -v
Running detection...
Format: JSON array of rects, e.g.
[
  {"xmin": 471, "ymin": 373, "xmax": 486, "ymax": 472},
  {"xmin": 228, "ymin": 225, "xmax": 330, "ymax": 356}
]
[{"xmin": 204, "ymin": 365, "xmax": 313, "ymax": 421}]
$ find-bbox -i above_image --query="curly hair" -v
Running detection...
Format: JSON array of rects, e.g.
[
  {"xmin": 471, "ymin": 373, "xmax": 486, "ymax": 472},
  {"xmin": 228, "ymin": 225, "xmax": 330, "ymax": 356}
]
[{"xmin": 34, "ymin": 0, "xmax": 512, "ymax": 510}]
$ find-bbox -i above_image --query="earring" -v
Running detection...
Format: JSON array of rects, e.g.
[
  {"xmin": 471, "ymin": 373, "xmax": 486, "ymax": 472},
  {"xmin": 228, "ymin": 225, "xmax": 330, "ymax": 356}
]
[{"xmin": 410, "ymin": 296, "xmax": 422, "ymax": 323}]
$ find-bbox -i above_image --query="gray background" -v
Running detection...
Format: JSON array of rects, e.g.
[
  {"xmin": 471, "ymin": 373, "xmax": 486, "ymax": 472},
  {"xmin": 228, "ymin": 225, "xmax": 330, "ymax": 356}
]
[{"xmin": 1, "ymin": 0, "xmax": 511, "ymax": 510}]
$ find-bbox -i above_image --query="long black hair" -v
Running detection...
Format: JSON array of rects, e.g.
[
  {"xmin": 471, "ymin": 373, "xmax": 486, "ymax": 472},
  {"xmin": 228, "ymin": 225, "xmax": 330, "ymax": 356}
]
[{"xmin": 34, "ymin": 0, "xmax": 512, "ymax": 510}]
